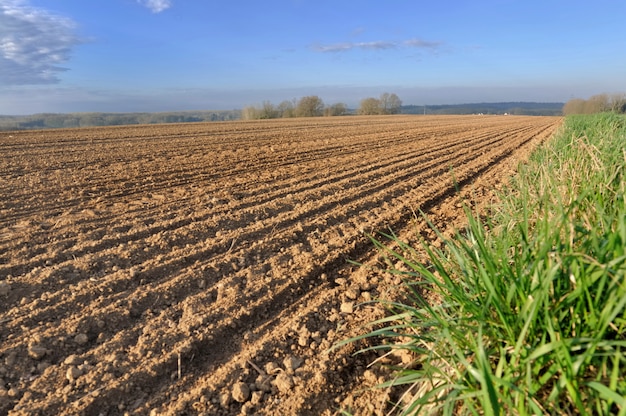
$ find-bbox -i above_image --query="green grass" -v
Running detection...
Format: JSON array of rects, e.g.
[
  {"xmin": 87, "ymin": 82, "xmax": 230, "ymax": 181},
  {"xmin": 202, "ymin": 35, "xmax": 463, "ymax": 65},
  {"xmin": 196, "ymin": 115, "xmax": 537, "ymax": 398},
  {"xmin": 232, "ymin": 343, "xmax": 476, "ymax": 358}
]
[{"xmin": 341, "ymin": 113, "xmax": 626, "ymax": 415}]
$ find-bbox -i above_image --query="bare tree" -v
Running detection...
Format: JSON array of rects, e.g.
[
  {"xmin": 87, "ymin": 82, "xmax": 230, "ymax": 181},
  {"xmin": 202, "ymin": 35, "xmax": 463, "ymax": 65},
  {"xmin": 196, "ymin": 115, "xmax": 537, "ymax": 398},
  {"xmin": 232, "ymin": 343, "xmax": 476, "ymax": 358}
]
[
  {"xmin": 259, "ymin": 101, "xmax": 278, "ymax": 119},
  {"xmin": 610, "ymin": 93, "xmax": 626, "ymax": 113},
  {"xmin": 385, "ymin": 93, "xmax": 402, "ymax": 114},
  {"xmin": 562, "ymin": 99, "xmax": 586, "ymax": 115},
  {"xmin": 585, "ymin": 94, "xmax": 610, "ymax": 114},
  {"xmin": 379, "ymin": 92, "xmax": 402, "ymax": 114},
  {"xmin": 359, "ymin": 97, "xmax": 381, "ymax": 115},
  {"xmin": 296, "ymin": 96, "xmax": 324, "ymax": 117},
  {"xmin": 564, "ymin": 94, "xmax": 626, "ymax": 115},
  {"xmin": 241, "ymin": 105, "xmax": 260, "ymax": 120},
  {"xmin": 325, "ymin": 103, "xmax": 348, "ymax": 116},
  {"xmin": 277, "ymin": 100, "xmax": 296, "ymax": 118}
]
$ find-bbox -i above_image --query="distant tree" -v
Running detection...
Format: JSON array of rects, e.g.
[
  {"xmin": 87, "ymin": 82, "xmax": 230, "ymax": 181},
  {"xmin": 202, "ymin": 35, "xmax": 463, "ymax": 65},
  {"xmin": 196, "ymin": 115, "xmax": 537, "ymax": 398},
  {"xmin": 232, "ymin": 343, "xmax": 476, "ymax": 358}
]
[
  {"xmin": 562, "ymin": 99, "xmax": 586, "ymax": 115},
  {"xmin": 277, "ymin": 100, "xmax": 296, "ymax": 118},
  {"xmin": 325, "ymin": 103, "xmax": 348, "ymax": 116},
  {"xmin": 610, "ymin": 93, "xmax": 626, "ymax": 113},
  {"xmin": 296, "ymin": 96, "xmax": 324, "ymax": 117},
  {"xmin": 584, "ymin": 94, "xmax": 610, "ymax": 114},
  {"xmin": 241, "ymin": 106, "xmax": 260, "ymax": 120},
  {"xmin": 380, "ymin": 92, "xmax": 402, "ymax": 114},
  {"xmin": 359, "ymin": 97, "xmax": 381, "ymax": 115},
  {"xmin": 259, "ymin": 101, "xmax": 278, "ymax": 119},
  {"xmin": 563, "ymin": 93, "xmax": 626, "ymax": 115}
]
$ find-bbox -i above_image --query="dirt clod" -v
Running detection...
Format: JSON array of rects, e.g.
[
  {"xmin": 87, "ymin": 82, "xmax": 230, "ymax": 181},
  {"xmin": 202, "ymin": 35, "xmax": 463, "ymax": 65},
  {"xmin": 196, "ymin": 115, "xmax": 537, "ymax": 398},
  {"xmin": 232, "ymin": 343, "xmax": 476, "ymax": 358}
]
[
  {"xmin": 74, "ymin": 334, "xmax": 89, "ymax": 346},
  {"xmin": 0, "ymin": 282, "xmax": 10, "ymax": 296},
  {"xmin": 273, "ymin": 372, "xmax": 294, "ymax": 394},
  {"xmin": 340, "ymin": 302, "xmax": 354, "ymax": 314},
  {"xmin": 232, "ymin": 381, "xmax": 251, "ymax": 403},
  {"xmin": 283, "ymin": 355, "xmax": 303, "ymax": 372},
  {"xmin": 250, "ymin": 390, "xmax": 264, "ymax": 405},
  {"xmin": 27, "ymin": 344, "xmax": 48, "ymax": 360},
  {"xmin": 63, "ymin": 355, "xmax": 82, "ymax": 366},
  {"xmin": 220, "ymin": 392, "xmax": 231, "ymax": 408},
  {"xmin": 66, "ymin": 366, "xmax": 83, "ymax": 382}
]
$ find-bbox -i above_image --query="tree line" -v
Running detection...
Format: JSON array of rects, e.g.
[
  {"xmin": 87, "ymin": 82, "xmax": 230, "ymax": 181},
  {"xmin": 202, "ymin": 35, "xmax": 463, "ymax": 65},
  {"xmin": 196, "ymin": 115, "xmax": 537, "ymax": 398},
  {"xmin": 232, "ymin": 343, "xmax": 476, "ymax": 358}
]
[
  {"xmin": 241, "ymin": 92, "xmax": 402, "ymax": 120},
  {"xmin": 562, "ymin": 93, "xmax": 626, "ymax": 115},
  {"xmin": 0, "ymin": 110, "xmax": 240, "ymax": 131}
]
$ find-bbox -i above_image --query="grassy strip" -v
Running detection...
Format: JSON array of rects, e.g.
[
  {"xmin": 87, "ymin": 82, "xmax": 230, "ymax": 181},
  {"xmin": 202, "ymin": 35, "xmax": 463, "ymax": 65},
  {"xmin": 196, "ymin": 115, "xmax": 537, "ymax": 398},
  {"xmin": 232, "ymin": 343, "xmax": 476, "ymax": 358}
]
[{"xmin": 342, "ymin": 113, "xmax": 626, "ymax": 415}]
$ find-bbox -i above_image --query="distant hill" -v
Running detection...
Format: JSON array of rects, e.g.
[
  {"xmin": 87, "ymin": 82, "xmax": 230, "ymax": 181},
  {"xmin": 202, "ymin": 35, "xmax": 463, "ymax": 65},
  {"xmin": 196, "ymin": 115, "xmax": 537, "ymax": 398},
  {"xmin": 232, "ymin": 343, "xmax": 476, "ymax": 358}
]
[{"xmin": 402, "ymin": 102, "xmax": 564, "ymax": 116}]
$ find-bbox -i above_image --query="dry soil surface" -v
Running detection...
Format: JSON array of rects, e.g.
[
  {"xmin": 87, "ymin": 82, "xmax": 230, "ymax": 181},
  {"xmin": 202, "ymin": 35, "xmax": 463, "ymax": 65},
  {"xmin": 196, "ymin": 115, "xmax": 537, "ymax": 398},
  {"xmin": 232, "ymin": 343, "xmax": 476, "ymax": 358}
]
[{"xmin": 0, "ymin": 115, "xmax": 562, "ymax": 415}]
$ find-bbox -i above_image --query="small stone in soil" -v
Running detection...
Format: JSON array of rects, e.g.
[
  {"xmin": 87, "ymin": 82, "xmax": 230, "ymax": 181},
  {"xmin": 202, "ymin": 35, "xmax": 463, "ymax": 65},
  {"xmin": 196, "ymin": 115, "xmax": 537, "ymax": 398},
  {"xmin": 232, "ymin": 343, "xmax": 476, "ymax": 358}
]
[
  {"xmin": 340, "ymin": 302, "xmax": 354, "ymax": 314},
  {"xmin": 220, "ymin": 392, "xmax": 231, "ymax": 408},
  {"xmin": 232, "ymin": 382, "xmax": 250, "ymax": 403},
  {"xmin": 66, "ymin": 366, "xmax": 83, "ymax": 381},
  {"xmin": 273, "ymin": 373, "xmax": 294, "ymax": 394},
  {"xmin": 264, "ymin": 362, "xmax": 280, "ymax": 375},
  {"xmin": 74, "ymin": 333, "xmax": 89, "ymax": 345},
  {"xmin": 0, "ymin": 281, "xmax": 10, "ymax": 296},
  {"xmin": 283, "ymin": 355, "xmax": 303, "ymax": 372},
  {"xmin": 27, "ymin": 344, "xmax": 48, "ymax": 360},
  {"xmin": 241, "ymin": 401, "xmax": 255, "ymax": 415},
  {"xmin": 64, "ymin": 354, "xmax": 82, "ymax": 366},
  {"xmin": 345, "ymin": 285, "xmax": 360, "ymax": 300},
  {"xmin": 255, "ymin": 376, "xmax": 272, "ymax": 393},
  {"xmin": 250, "ymin": 390, "xmax": 263, "ymax": 405}
]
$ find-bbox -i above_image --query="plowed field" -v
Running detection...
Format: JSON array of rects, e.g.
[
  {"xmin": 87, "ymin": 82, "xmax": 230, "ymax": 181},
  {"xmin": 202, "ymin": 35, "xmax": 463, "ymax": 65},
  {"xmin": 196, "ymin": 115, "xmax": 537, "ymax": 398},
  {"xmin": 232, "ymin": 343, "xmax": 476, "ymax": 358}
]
[{"xmin": 0, "ymin": 115, "xmax": 561, "ymax": 415}]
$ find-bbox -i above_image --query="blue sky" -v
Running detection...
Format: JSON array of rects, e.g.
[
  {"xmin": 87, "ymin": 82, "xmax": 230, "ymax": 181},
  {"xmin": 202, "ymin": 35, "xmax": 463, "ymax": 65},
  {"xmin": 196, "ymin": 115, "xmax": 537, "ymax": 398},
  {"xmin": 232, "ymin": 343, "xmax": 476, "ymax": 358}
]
[{"xmin": 1, "ymin": 0, "xmax": 625, "ymax": 114}]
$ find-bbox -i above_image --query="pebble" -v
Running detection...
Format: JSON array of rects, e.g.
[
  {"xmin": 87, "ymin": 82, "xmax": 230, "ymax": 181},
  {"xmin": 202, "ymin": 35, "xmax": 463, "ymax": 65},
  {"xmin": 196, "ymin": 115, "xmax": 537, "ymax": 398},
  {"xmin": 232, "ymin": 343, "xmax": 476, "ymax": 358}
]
[
  {"xmin": 66, "ymin": 366, "xmax": 83, "ymax": 381},
  {"xmin": 74, "ymin": 333, "xmax": 89, "ymax": 345},
  {"xmin": 250, "ymin": 390, "xmax": 263, "ymax": 405},
  {"xmin": 4, "ymin": 352, "xmax": 17, "ymax": 367},
  {"xmin": 0, "ymin": 281, "xmax": 10, "ymax": 296},
  {"xmin": 254, "ymin": 376, "xmax": 272, "ymax": 393},
  {"xmin": 27, "ymin": 344, "xmax": 48, "ymax": 360},
  {"xmin": 363, "ymin": 370, "xmax": 379, "ymax": 385},
  {"xmin": 64, "ymin": 354, "xmax": 82, "ymax": 366},
  {"xmin": 340, "ymin": 302, "xmax": 354, "ymax": 314},
  {"xmin": 345, "ymin": 285, "xmax": 361, "ymax": 300},
  {"xmin": 219, "ymin": 392, "xmax": 231, "ymax": 408},
  {"xmin": 273, "ymin": 373, "xmax": 294, "ymax": 394},
  {"xmin": 297, "ymin": 334, "xmax": 309, "ymax": 347},
  {"xmin": 231, "ymin": 382, "xmax": 250, "ymax": 403},
  {"xmin": 334, "ymin": 278, "xmax": 348, "ymax": 286},
  {"xmin": 283, "ymin": 355, "xmax": 302, "ymax": 372},
  {"xmin": 37, "ymin": 361, "xmax": 51, "ymax": 372},
  {"xmin": 264, "ymin": 362, "xmax": 280, "ymax": 375},
  {"xmin": 241, "ymin": 402, "xmax": 255, "ymax": 415}
]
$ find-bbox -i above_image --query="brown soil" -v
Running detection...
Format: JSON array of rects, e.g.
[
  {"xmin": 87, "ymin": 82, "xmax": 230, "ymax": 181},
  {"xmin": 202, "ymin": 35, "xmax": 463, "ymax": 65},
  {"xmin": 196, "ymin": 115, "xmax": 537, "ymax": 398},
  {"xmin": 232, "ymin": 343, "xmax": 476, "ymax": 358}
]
[{"xmin": 0, "ymin": 115, "xmax": 562, "ymax": 415}]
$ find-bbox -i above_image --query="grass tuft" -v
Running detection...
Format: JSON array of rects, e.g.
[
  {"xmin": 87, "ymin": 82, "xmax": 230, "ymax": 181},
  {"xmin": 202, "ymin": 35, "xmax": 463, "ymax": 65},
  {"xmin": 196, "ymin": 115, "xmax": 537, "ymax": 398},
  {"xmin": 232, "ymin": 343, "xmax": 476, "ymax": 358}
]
[{"xmin": 342, "ymin": 113, "xmax": 626, "ymax": 415}]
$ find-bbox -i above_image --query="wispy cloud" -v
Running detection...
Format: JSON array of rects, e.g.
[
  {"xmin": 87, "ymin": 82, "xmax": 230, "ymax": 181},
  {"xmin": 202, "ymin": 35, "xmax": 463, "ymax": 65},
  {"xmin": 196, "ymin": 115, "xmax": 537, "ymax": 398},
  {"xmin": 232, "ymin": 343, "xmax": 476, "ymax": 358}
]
[
  {"xmin": 313, "ymin": 38, "xmax": 442, "ymax": 53},
  {"xmin": 404, "ymin": 38, "xmax": 442, "ymax": 49},
  {"xmin": 138, "ymin": 0, "xmax": 172, "ymax": 13},
  {"xmin": 359, "ymin": 41, "xmax": 396, "ymax": 50},
  {"xmin": 313, "ymin": 41, "xmax": 396, "ymax": 53},
  {"xmin": 0, "ymin": 0, "xmax": 83, "ymax": 85}
]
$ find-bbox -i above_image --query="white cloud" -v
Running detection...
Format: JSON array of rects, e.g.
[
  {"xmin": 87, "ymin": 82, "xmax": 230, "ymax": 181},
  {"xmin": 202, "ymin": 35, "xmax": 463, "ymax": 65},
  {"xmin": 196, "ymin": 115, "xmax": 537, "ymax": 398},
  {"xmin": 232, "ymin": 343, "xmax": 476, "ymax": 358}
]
[
  {"xmin": 138, "ymin": 0, "xmax": 172, "ymax": 13},
  {"xmin": 0, "ymin": 0, "xmax": 82, "ymax": 85}
]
